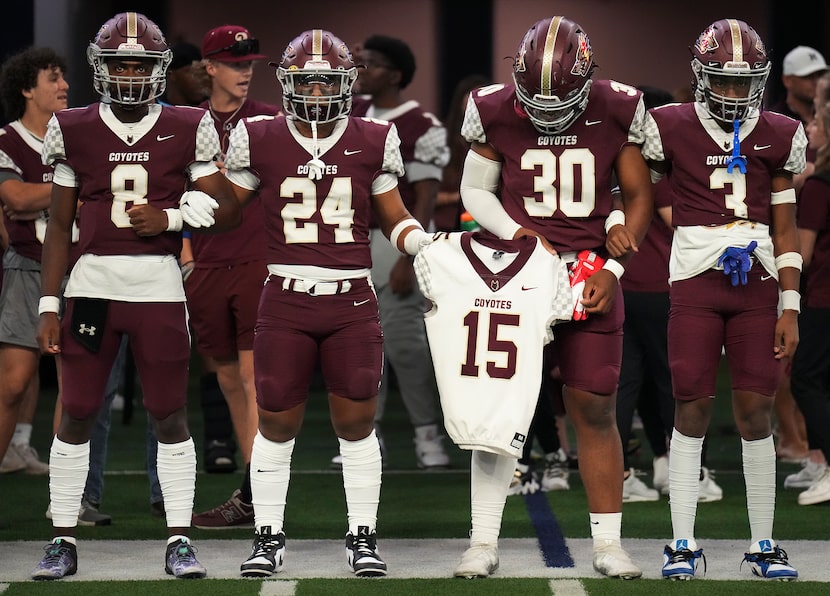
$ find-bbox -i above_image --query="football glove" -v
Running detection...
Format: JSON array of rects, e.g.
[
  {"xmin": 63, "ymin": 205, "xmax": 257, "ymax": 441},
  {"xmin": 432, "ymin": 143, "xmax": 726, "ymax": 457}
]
[
  {"xmin": 179, "ymin": 190, "xmax": 218, "ymax": 228},
  {"xmin": 717, "ymin": 240, "xmax": 757, "ymax": 286},
  {"xmin": 568, "ymin": 250, "xmax": 605, "ymax": 321}
]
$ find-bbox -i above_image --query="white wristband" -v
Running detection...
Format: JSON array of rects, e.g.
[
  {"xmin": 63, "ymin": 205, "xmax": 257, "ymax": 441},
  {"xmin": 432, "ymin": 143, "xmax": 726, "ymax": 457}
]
[
  {"xmin": 770, "ymin": 188, "xmax": 796, "ymax": 205},
  {"xmin": 781, "ymin": 289, "xmax": 800, "ymax": 313},
  {"xmin": 602, "ymin": 258, "xmax": 625, "ymax": 280},
  {"xmin": 38, "ymin": 295, "xmax": 61, "ymax": 315},
  {"xmin": 389, "ymin": 218, "xmax": 422, "ymax": 253},
  {"xmin": 604, "ymin": 210, "xmax": 626, "ymax": 233},
  {"xmin": 164, "ymin": 208, "xmax": 183, "ymax": 232},
  {"xmin": 775, "ymin": 251, "xmax": 803, "ymax": 271}
]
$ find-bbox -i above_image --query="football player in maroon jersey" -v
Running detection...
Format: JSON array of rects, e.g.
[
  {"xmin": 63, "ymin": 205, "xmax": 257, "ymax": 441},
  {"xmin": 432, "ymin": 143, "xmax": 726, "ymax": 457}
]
[
  {"xmin": 458, "ymin": 16, "xmax": 652, "ymax": 579},
  {"xmin": 32, "ymin": 12, "xmax": 240, "ymax": 581},
  {"xmin": 224, "ymin": 29, "xmax": 432, "ymax": 578},
  {"xmin": 642, "ymin": 19, "xmax": 803, "ymax": 580}
]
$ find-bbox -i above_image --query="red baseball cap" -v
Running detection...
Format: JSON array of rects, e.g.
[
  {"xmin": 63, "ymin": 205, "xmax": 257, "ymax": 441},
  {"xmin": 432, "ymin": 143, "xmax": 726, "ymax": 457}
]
[{"xmin": 202, "ymin": 25, "xmax": 267, "ymax": 62}]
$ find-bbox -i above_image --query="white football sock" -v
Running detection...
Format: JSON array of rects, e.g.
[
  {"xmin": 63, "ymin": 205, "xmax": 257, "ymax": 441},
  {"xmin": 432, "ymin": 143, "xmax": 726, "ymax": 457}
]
[
  {"xmin": 590, "ymin": 512, "xmax": 622, "ymax": 545},
  {"xmin": 339, "ymin": 429, "xmax": 382, "ymax": 534},
  {"xmin": 250, "ymin": 431, "xmax": 294, "ymax": 534},
  {"xmin": 742, "ymin": 435, "xmax": 776, "ymax": 543},
  {"xmin": 669, "ymin": 429, "xmax": 703, "ymax": 540},
  {"xmin": 156, "ymin": 438, "xmax": 196, "ymax": 528},
  {"xmin": 12, "ymin": 422, "xmax": 32, "ymax": 447},
  {"xmin": 469, "ymin": 449, "xmax": 515, "ymax": 545},
  {"xmin": 49, "ymin": 437, "xmax": 89, "ymax": 528}
]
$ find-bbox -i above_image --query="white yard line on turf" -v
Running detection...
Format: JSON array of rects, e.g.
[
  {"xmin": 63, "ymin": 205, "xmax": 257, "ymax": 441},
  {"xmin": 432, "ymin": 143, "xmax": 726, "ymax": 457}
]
[
  {"xmin": 549, "ymin": 579, "xmax": 588, "ymax": 595},
  {"xmin": 260, "ymin": 580, "xmax": 297, "ymax": 596}
]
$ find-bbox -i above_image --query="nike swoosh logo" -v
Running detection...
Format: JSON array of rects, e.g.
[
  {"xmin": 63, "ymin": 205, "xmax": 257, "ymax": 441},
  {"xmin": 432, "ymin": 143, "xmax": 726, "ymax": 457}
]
[
  {"xmin": 344, "ymin": 149, "xmax": 362, "ymax": 156},
  {"xmin": 255, "ymin": 469, "xmax": 279, "ymax": 473},
  {"xmin": 521, "ymin": 286, "xmax": 537, "ymax": 291},
  {"xmin": 753, "ymin": 144, "xmax": 771, "ymax": 151},
  {"xmin": 585, "ymin": 120, "xmax": 602, "ymax": 126},
  {"xmin": 353, "ymin": 299, "xmax": 370, "ymax": 306},
  {"xmin": 761, "ymin": 274, "xmax": 774, "ymax": 281},
  {"xmin": 157, "ymin": 134, "xmax": 175, "ymax": 141}
]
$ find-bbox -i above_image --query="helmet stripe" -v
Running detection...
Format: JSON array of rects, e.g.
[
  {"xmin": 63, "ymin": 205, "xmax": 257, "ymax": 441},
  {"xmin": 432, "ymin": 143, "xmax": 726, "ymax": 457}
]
[
  {"xmin": 126, "ymin": 12, "xmax": 138, "ymax": 42},
  {"xmin": 541, "ymin": 16, "xmax": 562, "ymax": 94},
  {"xmin": 727, "ymin": 18, "xmax": 743, "ymax": 63},
  {"xmin": 312, "ymin": 29, "xmax": 323, "ymax": 60}
]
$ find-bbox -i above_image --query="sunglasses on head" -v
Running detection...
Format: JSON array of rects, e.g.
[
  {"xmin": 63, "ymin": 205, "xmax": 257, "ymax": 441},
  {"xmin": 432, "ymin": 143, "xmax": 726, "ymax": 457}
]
[{"xmin": 206, "ymin": 38, "xmax": 260, "ymax": 57}]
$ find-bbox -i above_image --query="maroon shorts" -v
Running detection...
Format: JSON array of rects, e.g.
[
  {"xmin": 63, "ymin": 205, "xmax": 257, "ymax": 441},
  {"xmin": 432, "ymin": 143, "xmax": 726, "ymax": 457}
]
[
  {"xmin": 547, "ymin": 283, "xmax": 624, "ymax": 396},
  {"xmin": 253, "ymin": 275, "xmax": 383, "ymax": 412},
  {"xmin": 60, "ymin": 300, "xmax": 190, "ymax": 420},
  {"xmin": 185, "ymin": 259, "xmax": 267, "ymax": 360},
  {"xmin": 668, "ymin": 266, "xmax": 781, "ymax": 400}
]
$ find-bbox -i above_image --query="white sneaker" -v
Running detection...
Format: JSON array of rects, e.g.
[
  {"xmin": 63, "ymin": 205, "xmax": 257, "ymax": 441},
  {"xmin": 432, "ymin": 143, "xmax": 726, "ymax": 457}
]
[
  {"xmin": 653, "ymin": 455, "xmax": 669, "ymax": 495},
  {"xmin": 541, "ymin": 449, "xmax": 570, "ymax": 491},
  {"xmin": 798, "ymin": 468, "xmax": 830, "ymax": 505},
  {"xmin": 784, "ymin": 460, "xmax": 827, "ymax": 489},
  {"xmin": 592, "ymin": 540, "xmax": 642, "ymax": 579},
  {"xmin": 453, "ymin": 543, "xmax": 498, "ymax": 578},
  {"xmin": 622, "ymin": 469, "xmax": 659, "ymax": 502},
  {"xmin": 15, "ymin": 444, "xmax": 49, "ymax": 474},
  {"xmin": 507, "ymin": 464, "xmax": 539, "ymax": 495},
  {"xmin": 698, "ymin": 467, "xmax": 723, "ymax": 502},
  {"xmin": 414, "ymin": 424, "xmax": 450, "ymax": 468},
  {"xmin": 0, "ymin": 444, "xmax": 27, "ymax": 474}
]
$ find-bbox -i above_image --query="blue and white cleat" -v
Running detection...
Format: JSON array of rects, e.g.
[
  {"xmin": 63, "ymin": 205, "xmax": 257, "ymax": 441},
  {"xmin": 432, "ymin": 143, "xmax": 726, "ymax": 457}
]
[
  {"xmin": 662, "ymin": 538, "xmax": 705, "ymax": 580},
  {"xmin": 165, "ymin": 537, "xmax": 206, "ymax": 579},
  {"xmin": 743, "ymin": 539, "xmax": 798, "ymax": 581}
]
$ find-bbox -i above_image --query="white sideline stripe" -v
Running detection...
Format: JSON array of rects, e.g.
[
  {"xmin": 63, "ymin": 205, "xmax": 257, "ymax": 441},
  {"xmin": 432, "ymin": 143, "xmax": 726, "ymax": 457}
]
[
  {"xmin": 0, "ymin": 583, "xmax": 9, "ymax": 593},
  {"xmin": 549, "ymin": 579, "xmax": 587, "ymax": 595},
  {"xmin": 260, "ymin": 580, "xmax": 297, "ymax": 596},
  {"xmin": 102, "ymin": 468, "xmax": 469, "ymax": 476}
]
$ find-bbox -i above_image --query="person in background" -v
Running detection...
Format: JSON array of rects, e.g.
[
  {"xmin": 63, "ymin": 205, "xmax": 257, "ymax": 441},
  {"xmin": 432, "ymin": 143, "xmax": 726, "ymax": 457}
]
[
  {"xmin": 188, "ymin": 24, "xmax": 281, "ymax": 531},
  {"xmin": 31, "ymin": 12, "xmax": 240, "ymax": 580},
  {"xmin": 0, "ymin": 47, "xmax": 68, "ymax": 476},
  {"xmin": 434, "ymin": 74, "xmax": 489, "ymax": 232},
  {"xmin": 458, "ymin": 16, "xmax": 653, "ymax": 579},
  {"xmin": 342, "ymin": 34, "xmax": 450, "ymax": 469},
  {"xmin": 642, "ymin": 18, "xmax": 803, "ymax": 581},
  {"xmin": 160, "ymin": 41, "xmax": 206, "ymax": 107}
]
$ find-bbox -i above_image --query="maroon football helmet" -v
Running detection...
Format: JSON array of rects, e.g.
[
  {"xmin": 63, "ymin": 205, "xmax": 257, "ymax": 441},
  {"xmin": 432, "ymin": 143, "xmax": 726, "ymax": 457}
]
[
  {"xmin": 691, "ymin": 19, "xmax": 770, "ymax": 124},
  {"xmin": 275, "ymin": 29, "xmax": 357, "ymax": 123},
  {"xmin": 87, "ymin": 12, "xmax": 171, "ymax": 105},
  {"xmin": 513, "ymin": 16, "xmax": 596, "ymax": 134}
]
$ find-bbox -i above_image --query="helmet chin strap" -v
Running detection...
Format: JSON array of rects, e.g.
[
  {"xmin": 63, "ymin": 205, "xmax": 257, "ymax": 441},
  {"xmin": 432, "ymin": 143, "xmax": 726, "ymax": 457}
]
[{"xmin": 305, "ymin": 119, "xmax": 326, "ymax": 181}]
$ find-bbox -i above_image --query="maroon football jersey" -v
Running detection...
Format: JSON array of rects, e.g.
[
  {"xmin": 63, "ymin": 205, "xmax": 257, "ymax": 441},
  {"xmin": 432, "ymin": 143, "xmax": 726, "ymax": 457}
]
[
  {"xmin": 225, "ymin": 116, "xmax": 403, "ymax": 270},
  {"xmin": 44, "ymin": 103, "xmax": 219, "ymax": 258},
  {"xmin": 621, "ymin": 178, "xmax": 672, "ymax": 293},
  {"xmin": 0, "ymin": 122, "xmax": 53, "ymax": 261},
  {"xmin": 797, "ymin": 175, "xmax": 830, "ymax": 308},
  {"xmin": 352, "ymin": 97, "xmax": 447, "ymax": 216},
  {"xmin": 464, "ymin": 80, "xmax": 644, "ymax": 253},
  {"xmin": 644, "ymin": 102, "xmax": 804, "ymax": 227},
  {"xmin": 191, "ymin": 98, "xmax": 280, "ymax": 267}
]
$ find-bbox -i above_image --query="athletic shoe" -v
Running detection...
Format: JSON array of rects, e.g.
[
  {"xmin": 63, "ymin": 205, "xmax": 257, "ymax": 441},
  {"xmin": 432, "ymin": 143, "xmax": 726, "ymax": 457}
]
[
  {"xmin": 798, "ymin": 468, "xmax": 830, "ymax": 505},
  {"xmin": 784, "ymin": 460, "xmax": 827, "ymax": 489},
  {"xmin": 204, "ymin": 440, "xmax": 236, "ymax": 474},
  {"xmin": 662, "ymin": 538, "xmax": 705, "ymax": 580},
  {"xmin": 46, "ymin": 499, "xmax": 113, "ymax": 526},
  {"xmin": 14, "ymin": 444, "xmax": 50, "ymax": 474},
  {"xmin": 240, "ymin": 527, "xmax": 286, "ymax": 577},
  {"xmin": 743, "ymin": 539, "xmax": 798, "ymax": 581},
  {"xmin": 541, "ymin": 449, "xmax": 570, "ymax": 491},
  {"xmin": 592, "ymin": 539, "xmax": 642, "ymax": 579},
  {"xmin": 414, "ymin": 424, "xmax": 450, "ymax": 468},
  {"xmin": 31, "ymin": 539, "xmax": 78, "ymax": 580},
  {"xmin": 454, "ymin": 543, "xmax": 499, "ymax": 578},
  {"xmin": 507, "ymin": 464, "xmax": 539, "ymax": 496},
  {"xmin": 653, "ymin": 455, "xmax": 669, "ymax": 495},
  {"xmin": 622, "ymin": 469, "xmax": 659, "ymax": 502},
  {"xmin": 698, "ymin": 467, "xmax": 723, "ymax": 502},
  {"xmin": 0, "ymin": 443, "xmax": 27, "ymax": 474},
  {"xmin": 192, "ymin": 489, "xmax": 254, "ymax": 529},
  {"xmin": 345, "ymin": 526, "xmax": 387, "ymax": 577},
  {"xmin": 164, "ymin": 537, "xmax": 206, "ymax": 579}
]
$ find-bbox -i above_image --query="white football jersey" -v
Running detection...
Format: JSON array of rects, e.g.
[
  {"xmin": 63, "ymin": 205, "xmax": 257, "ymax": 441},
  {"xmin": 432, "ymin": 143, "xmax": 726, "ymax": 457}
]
[{"xmin": 415, "ymin": 232, "xmax": 571, "ymax": 457}]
